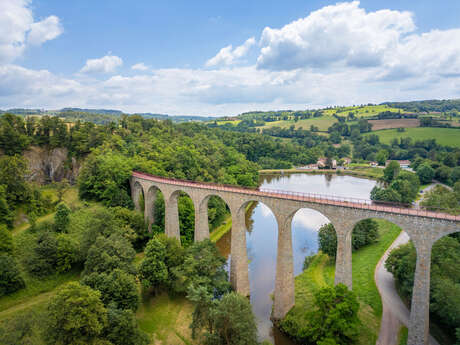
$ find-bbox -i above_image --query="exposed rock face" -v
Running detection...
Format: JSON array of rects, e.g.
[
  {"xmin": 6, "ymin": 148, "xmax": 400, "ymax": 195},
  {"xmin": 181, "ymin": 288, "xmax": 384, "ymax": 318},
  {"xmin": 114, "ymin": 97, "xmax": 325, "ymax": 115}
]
[{"xmin": 23, "ymin": 146, "xmax": 81, "ymax": 184}]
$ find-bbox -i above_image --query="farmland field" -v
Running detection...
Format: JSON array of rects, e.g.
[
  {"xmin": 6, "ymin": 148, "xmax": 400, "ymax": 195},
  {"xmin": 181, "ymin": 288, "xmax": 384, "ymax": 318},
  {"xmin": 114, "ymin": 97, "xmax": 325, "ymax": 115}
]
[
  {"xmin": 322, "ymin": 104, "xmax": 405, "ymax": 117},
  {"xmin": 262, "ymin": 116, "xmax": 337, "ymax": 131},
  {"xmin": 370, "ymin": 127, "xmax": 460, "ymax": 146},
  {"xmin": 368, "ymin": 118, "xmax": 420, "ymax": 131}
]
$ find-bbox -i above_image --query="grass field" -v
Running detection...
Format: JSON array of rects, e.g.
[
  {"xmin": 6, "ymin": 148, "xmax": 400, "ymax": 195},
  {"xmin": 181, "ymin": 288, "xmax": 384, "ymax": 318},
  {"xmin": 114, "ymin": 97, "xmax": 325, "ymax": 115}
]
[
  {"xmin": 285, "ymin": 219, "xmax": 401, "ymax": 344},
  {"xmin": 262, "ymin": 116, "xmax": 337, "ymax": 131},
  {"xmin": 370, "ymin": 127, "xmax": 460, "ymax": 147},
  {"xmin": 137, "ymin": 293, "xmax": 196, "ymax": 345},
  {"xmin": 322, "ymin": 104, "xmax": 404, "ymax": 118}
]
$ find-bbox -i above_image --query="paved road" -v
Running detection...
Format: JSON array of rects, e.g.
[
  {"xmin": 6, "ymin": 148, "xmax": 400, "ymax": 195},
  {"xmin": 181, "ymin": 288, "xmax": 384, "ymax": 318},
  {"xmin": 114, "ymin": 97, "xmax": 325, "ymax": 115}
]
[{"xmin": 375, "ymin": 231, "xmax": 440, "ymax": 345}]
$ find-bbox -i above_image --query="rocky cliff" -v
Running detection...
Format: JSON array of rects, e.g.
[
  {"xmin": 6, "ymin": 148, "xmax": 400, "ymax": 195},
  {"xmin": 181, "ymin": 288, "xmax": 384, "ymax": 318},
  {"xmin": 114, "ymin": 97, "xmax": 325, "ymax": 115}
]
[{"xmin": 23, "ymin": 146, "xmax": 81, "ymax": 184}]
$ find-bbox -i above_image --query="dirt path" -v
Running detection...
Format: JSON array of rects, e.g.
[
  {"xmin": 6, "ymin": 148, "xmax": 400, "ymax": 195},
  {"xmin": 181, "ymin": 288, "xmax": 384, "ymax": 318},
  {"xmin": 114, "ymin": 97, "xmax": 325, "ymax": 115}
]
[
  {"xmin": 375, "ymin": 231, "xmax": 439, "ymax": 345},
  {"xmin": 0, "ymin": 291, "xmax": 54, "ymax": 320}
]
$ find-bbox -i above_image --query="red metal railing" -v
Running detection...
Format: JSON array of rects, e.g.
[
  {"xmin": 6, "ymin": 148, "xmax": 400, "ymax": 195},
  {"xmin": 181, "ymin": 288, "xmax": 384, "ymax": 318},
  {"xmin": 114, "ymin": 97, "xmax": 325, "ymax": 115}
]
[{"xmin": 132, "ymin": 171, "xmax": 460, "ymax": 221}]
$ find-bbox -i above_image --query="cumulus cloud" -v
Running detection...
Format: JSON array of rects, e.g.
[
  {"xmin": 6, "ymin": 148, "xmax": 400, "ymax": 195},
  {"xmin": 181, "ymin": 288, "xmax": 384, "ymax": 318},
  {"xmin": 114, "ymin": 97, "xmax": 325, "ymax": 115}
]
[
  {"xmin": 28, "ymin": 15, "xmax": 63, "ymax": 45},
  {"xmin": 80, "ymin": 55, "xmax": 123, "ymax": 74},
  {"xmin": 0, "ymin": 0, "xmax": 62, "ymax": 63},
  {"xmin": 131, "ymin": 62, "xmax": 149, "ymax": 71},
  {"xmin": 2, "ymin": 1, "xmax": 460, "ymax": 115},
  {"xmin": 257, "ymin": 1, "xmax": 415, "ymax": 70},
  {"xmin": 206, "ymin": 37, "xmax": 256, "ymax": 67}
]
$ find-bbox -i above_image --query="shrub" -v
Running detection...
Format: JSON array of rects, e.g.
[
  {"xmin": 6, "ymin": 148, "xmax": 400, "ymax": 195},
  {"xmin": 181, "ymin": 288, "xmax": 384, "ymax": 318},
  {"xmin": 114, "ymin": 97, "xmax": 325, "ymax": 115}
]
[
  {"xmin": 0, "ymin": 254, "xmax": 25, "ymax": 296},
  {"xmin": 0, "ymin": 225, "xmax": 13, "ymax": 255}
]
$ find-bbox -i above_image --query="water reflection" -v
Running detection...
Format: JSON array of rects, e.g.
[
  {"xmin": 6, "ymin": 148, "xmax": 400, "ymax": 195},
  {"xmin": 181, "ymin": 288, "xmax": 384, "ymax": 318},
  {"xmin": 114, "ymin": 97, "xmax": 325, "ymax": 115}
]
[{"xmin": 216, "ymin": 173, "xmax": 377, "ymax": 344}]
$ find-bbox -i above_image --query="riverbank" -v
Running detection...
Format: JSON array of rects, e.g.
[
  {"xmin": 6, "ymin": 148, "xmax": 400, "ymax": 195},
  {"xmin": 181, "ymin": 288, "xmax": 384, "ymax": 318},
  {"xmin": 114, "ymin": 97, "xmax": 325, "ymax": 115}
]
[
  {"xmin": 259, "ymin": 165, "xmax": 383, "ymax": 180},
  {"xmin": 280, "ymin": 219, "xmax": 401, "ymax": 345}
]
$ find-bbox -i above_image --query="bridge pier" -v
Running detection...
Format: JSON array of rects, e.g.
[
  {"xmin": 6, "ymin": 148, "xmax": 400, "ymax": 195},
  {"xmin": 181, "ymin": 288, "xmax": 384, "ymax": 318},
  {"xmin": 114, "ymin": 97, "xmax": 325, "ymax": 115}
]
[
  {"xmin": 407, "ymin": 243, "xmax": 432, "ymax": 345},
  {"xmin": 334, "ymin": 223, "xmax": 353, "ymax": 289},
  {"xmin": 131, "ymin": 182, "xmax": 143, "ymax": 212},
  {"xmin": 165, "ymin": 197, "xmax": 181, "ymax": 241},
  {"xmin": 195, "ymin": 199, "xmax": 210, "ymax": 242},
  {"xmin": 230, "ymin": 208, "xmax": 250, "ymax": 296},
  {"xmin": 273, "ymin": 214, "xmax": 295, "ymax": 320},
  {"xmin": 144, "ymin": 188, "xmax": 156, "ymax": 231}
]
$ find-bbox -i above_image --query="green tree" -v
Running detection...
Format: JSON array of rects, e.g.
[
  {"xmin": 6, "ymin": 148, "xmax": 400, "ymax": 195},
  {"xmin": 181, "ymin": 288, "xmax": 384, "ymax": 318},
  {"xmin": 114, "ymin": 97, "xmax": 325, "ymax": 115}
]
[
  {"xmin": 54, "ymin": 202, "xmax": 71, "ymax": 233},
  {"xmin": 188, "ymin": 285, "xmax": 216, "ymax": 339},
  {"xmin": 26, "ymin": 231, "xmax": 59, "ymax": 276},
  {"xmin": 56, "ymin": 234, "xmax": 80, "ymax": 273},
  {"xmin": 0, "ymin": 114, "xmax": 30, "ymax": 155},
  {"xmin": 204, "ymin": 292, "xmax": 258, "ymax": 345},
  {"xmin": 376, "ymin": 149, "xmax": 389, "ymax": 166},
  {"xmin": 0, "ymin": 185, "xmax": 14, "ymax": 228},
  {"xmin": 318, "ymin": 223, "xmax": 337, "ymax": 258},
  {"xmin": 416, "ymin": 163, "xmax": 435, "ymax": 184},
  {"xmin": 83, "ymin": 234, "xmax": 136, "ymax": 276},
  {"xmin": 0, "ymin": 225, "xmax": 13, "ymax": 255},
  {"xmin": 352, "ymin": 219, "xmax": 379, "ymax": 251},
  {"xmin": 303, "ymin": 284, "xmax": 360, "ymax": 345},
  {"xmin": 104, "ymin": 307, "xmax": 149, "ymax": 345},
  {"xmin": 45, "ymin": 282, "xmax": 108, "ymax": 345},
  {"xmin": 383, "ymin": 161, "xmax": 400, "ymax": 183},
  {"xmin": 0, "ymin": 254, "xmax": 25, "ymax": 296},
  {"xmin": 82, "ymin": 269, "xmax": 139, "ymax": 311},
  {"xmin": 78, "ymin": 149, "xmax": 134, "ymax": 208},
  {"xmin": 0, "ymin": 155, "xmax": 29, "ymax": 205},
  {"xmin": 139, "ymin": 234, "xmax": 184, "ymax": 292},
  {"xmin": 176, "ymin": 239, "xmax": 230, "ymax": 296}
]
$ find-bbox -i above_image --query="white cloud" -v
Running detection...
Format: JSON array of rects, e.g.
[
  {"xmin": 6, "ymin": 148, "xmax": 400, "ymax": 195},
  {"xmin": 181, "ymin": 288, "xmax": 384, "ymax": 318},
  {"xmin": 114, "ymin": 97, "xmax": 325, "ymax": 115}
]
[
  {"xmin": 131, "ymin": 62, "xmax": 149, "ymax": 71},
  {"xmin": 80, "ymin": 55, "xmax": 123, "ymax": 74},
  {"xmin": 0, "ymin": 0, "xmax": 62, "ymax": 63},
  {"xmin": 206, "ymin": 37, "xmax": 256, "ymax": 67},
  {"xmin": 257, "ymin": 1, "xmax": 415, "ymax": 71},
  {"xmin": 28, "ymin": 15, "xmax": 63, "ymax": 45},
  {"xmin": 2, "ymin": 2, "xmax": 460, "ymax": 115}
]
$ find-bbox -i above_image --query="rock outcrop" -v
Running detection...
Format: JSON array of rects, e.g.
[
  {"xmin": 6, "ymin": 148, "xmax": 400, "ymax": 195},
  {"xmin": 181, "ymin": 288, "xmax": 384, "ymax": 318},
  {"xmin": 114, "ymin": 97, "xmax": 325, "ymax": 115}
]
[{"xmin": 23, "ymin": 146, "xmax": 81, "ymax": 184}]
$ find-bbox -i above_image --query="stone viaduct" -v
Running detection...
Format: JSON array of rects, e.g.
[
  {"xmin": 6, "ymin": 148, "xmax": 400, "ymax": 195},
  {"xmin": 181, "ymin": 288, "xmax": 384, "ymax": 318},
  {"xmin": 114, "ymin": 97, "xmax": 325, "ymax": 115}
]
[{"xmin": 131, "ymin": 171, "xmax": 460, "ymax": 345}]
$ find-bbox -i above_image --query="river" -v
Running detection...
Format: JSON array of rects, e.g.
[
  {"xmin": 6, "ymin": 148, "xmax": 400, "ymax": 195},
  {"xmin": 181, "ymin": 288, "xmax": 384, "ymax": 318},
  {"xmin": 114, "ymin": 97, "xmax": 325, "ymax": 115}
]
[{"xmin": 216, "ymin": 173, "xmax": 377, "ymax": 344}]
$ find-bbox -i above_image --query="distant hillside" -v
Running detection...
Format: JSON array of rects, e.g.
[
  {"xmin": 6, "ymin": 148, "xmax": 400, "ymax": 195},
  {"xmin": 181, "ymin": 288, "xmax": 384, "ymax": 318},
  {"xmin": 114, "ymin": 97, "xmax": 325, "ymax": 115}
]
[
  {"xmin": 0, "ymin": 107, "xmax": 216, "ymax": 124},
  {"xmin": 382, "ymin": 99, "xmax": 460, "ymax": 113},
  {"xmin": 135, "ymin": 113, "xmax": 216, "ymax": 122},
  {"xmin": 60, "ymin": 107, "xmax": 124, "ymax": 115}
]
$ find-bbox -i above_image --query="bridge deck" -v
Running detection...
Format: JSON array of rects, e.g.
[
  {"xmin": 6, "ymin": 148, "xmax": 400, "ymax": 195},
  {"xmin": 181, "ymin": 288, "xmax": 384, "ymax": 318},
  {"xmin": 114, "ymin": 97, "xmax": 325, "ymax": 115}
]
[{"xmin": 133, "ymin": 171, "xmax": 460, "ymax": 222}]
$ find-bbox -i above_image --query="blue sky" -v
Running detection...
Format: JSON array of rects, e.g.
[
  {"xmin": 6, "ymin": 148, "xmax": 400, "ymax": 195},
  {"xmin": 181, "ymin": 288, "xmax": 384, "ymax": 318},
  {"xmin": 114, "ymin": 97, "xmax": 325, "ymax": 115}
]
[{"xmin": 1, "ymin": 0, "xmax": 460, "ymax": 115}]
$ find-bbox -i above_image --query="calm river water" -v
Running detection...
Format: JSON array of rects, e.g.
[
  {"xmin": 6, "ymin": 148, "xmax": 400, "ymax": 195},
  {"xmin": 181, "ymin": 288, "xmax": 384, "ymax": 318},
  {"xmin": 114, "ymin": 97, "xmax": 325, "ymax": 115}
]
[{"xmin": 216, "ymin": 173, "xmax": 377, "ymax": 344}]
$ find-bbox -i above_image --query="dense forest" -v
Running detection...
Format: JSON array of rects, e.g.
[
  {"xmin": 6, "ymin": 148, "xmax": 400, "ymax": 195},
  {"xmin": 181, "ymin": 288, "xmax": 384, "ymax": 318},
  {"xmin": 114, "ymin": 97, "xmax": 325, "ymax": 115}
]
[{"xmin": 383, "ymin": 99, "xmax": 460, "ymax": 113}]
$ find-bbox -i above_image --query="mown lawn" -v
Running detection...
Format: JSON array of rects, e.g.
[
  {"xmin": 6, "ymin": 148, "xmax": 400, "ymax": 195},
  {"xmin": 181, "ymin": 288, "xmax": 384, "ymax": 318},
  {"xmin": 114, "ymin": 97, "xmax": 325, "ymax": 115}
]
[
  {"xmin": 137, "ymin": 293, "xmax": 196, "ymax": 345},
  {"xmin": 370, "ymin": 127, "xmax": 460, "ymax": 147},
  {"xmin": 286, "ymin": 219, "xmax": 401, "ymax": 345}
]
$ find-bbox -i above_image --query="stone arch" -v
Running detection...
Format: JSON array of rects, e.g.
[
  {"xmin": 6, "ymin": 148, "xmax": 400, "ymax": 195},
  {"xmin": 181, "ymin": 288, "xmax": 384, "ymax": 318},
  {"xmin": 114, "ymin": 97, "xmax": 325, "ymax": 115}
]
[
  {"xmin": 144, "ymin": 184, "xmax": 165, "ymax": 232},
  {"xmin": 234, "ymin": 199, "xmax": 281, "ymax": 318},
  {"xmin": 196, "ymin": 193, "xmax": 232, "ymax": 242},
  {"xmin": 168, "ymin": 189, "xmax": 196, "ymax": 246},
  {"xmin": 287, "ymin": 206, "xmax": 333, "ymax": 276}
]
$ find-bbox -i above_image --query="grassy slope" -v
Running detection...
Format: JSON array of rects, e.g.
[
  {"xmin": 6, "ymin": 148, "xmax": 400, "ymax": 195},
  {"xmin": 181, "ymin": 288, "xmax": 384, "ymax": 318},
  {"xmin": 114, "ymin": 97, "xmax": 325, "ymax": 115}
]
[
  {"xmin": 371, "ymin": 127, "xmax": 460, "ymax": 147},
  {"xmin": 322, "ymin": 104, "xmax": 404, "ymax": 117},
  {"xmin": 262, "ymin": 116, "xmax": 337, "ymax": 131},
  {"xmin": 0, "ymin": 187, "xmax": 84, "ymax": 321},
  {"xmin": 137, "ymin": 293, "xmax": 196, "ymax": 345},
  {"xmin": 287, "ymin": 219, "xmax": 401, "ymax": 344}
]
